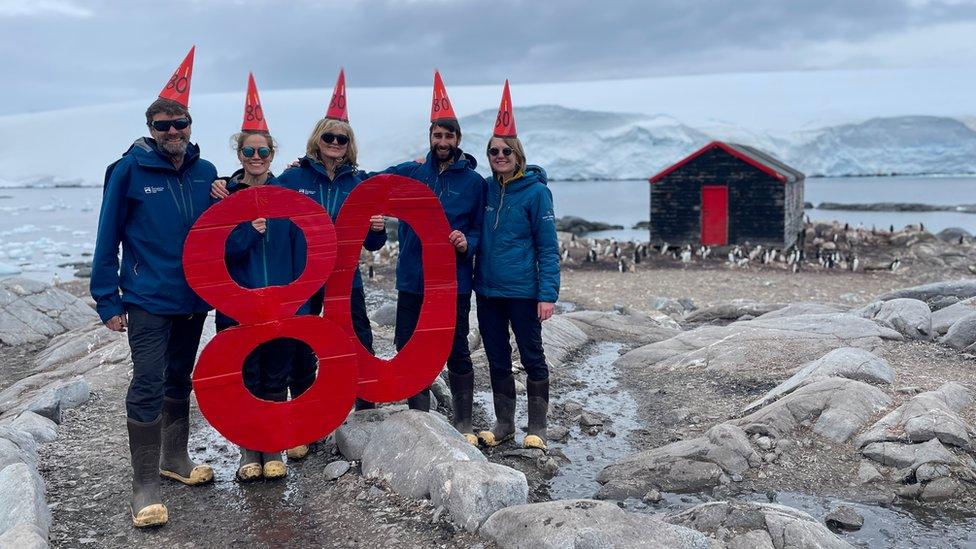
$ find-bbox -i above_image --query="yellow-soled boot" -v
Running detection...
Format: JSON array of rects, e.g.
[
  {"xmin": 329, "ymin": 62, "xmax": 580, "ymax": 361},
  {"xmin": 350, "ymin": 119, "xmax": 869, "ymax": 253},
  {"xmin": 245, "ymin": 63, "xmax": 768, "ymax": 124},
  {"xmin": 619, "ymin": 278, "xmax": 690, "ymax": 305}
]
[
  {"xmin": 262, "ymin": 452, "xmax": 287, "ymax": 479},
  {"xmin": 448, "ymin": 371, "xmax": 478, "ymax": 446},
  {"xmin": 478, "ymin": 374, "xmax": 517, "ymax": 447},
  {"xmin": 237, "ymin": 448, "xmax": 262, "ymax": 481},
  {"xmin": 523, "ymin": 378, "xmax": 549, "ymax": 450},
  {"xmin": 127, "ymin": 417, "xmax": 168, "ymax": 528},
  {"xmin": 158, "ymin": 397, "xmax": 213, "ymax": 485}
]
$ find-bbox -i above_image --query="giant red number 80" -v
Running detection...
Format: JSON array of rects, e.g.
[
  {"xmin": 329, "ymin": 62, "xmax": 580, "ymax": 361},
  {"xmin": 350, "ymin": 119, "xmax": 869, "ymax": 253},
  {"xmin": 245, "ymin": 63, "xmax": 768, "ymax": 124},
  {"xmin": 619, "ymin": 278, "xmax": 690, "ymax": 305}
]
[{"xmin": 184, "ymin": 175, "xmax": 457, "ymax": 452}]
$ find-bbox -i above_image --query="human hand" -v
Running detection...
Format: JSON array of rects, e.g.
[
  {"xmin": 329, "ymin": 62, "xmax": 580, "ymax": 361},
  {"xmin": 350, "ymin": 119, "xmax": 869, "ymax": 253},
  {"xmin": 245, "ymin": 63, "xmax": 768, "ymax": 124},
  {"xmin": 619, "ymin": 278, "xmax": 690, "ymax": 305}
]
[
  {"xmin": 537, "ymin": 302, "xmax": 555, "ymax": 321},
  {"xmin": 105, "ymin": 313, "xmax": 128, "ymax": 332},
  {"xmin": 369, "ymin": 215, "xmax": 386, "ymax": 232},
  {"xmin": 449, "ymin": 230, "xmax": 467, "ymax": 253},
  {"xmin": 211, "ymin": 179, "xmax": 229, "ymax": 199},
  {"xmin": 251, "ymin": 218, "xmax": 267, "ymax": 234}
]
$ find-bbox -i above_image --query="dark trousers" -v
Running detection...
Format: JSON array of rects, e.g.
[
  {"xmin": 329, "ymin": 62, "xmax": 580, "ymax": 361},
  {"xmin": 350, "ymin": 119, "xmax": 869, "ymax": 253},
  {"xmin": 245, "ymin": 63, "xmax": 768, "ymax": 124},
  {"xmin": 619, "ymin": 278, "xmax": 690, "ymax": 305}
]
[
  {"xmin": 125, "ymin": 306, "xmax": 207, "ymax": 422},
  {"xmin": 291, "ymin": 286, "xmax": 373, "ymax": 397},
  {"xmin": 215, "ymin": 319, "xmax": 295, "ymax": 399},
  {"xmin": 476, "ymin": 295, "xmax": 549, "ymax": 383},
  {"xmin": 394, "ymin": 291, "xmax": 473, "ymax": 376}
]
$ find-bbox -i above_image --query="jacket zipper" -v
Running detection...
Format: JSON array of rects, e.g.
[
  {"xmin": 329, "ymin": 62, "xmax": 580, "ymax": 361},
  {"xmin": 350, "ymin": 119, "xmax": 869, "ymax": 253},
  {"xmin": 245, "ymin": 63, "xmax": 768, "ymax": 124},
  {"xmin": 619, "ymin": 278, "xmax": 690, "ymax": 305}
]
[
  {"xmin": 493, "ymin": 181, "xmax": 506, "ymax": 230},
  {"xmin": 166, "ymin": 177, "xmax": 186, "ymax": 225},
  {"xmin": 261, "ymin": 223, "xmax": 270, "ymax": 287}
]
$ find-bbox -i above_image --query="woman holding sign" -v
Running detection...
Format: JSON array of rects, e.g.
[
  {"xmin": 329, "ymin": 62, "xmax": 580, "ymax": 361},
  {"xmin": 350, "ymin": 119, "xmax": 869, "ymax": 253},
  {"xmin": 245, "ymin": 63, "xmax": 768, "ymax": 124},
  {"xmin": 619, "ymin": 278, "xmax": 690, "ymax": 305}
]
[{"xmin": 475, "ymin": 81, "xmax": 560, "ymax": 450}]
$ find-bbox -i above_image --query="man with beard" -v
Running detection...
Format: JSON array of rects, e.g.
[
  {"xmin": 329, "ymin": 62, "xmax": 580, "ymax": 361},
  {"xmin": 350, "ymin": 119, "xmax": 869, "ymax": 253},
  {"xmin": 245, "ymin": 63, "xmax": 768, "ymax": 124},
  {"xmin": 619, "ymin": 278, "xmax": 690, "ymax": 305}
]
[
  {"xmin": 91, "ymin": 47, "xmax": 216, "ymax": 528},
  {"xmin": 382, "ymin": 71, "xmax": 484, "ymax": 444}
]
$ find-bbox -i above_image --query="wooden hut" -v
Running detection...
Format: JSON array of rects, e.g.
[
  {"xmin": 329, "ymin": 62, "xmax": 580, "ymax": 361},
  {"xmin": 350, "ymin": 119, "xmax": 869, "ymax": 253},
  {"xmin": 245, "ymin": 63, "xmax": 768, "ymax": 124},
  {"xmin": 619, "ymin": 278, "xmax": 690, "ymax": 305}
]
[{"xmin": 648, "ymin": 141, "xmax": 805, "ymax": 247}]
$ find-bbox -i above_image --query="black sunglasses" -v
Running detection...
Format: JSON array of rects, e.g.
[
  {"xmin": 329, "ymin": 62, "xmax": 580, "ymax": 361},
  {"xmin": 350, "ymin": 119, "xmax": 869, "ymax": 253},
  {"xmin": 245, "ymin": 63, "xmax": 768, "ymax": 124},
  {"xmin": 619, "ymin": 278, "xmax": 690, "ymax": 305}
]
[
  {"xmin": 240, "ymin": 146, "xmax": 272, "ymax": 159},
  {"xmin": 149, "ymin": 118, "xmax": 191, "ymax": 132},
  {"xmin": 320, "ymin": 132, "xmax": 350, "ymax": 145},
  {"xmin": 488, "ymin": 147, "xmax": 513, "ymax": 157}
]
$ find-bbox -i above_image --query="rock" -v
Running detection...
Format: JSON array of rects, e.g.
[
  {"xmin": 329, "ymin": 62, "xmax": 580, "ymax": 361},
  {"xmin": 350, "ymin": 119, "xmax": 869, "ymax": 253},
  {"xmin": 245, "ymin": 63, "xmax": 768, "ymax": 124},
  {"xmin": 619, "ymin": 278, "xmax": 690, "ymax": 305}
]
[
  {"xmin": 0, "ymin": 462, "xmax": 50, "ymax": 539},
  {"xmin": 728, "ymin": 530, "xmax": 775, "ymax": 549},
  {"xmin": 562, "ymin": 401, "xmax": 584, "ymax": 415},
  {"xmin": 825, "ymin": 506, "xmax": 864, "ymax": 531},
  {"xmin": 563, "ymin": 309, "xmax": 680, "ymax": 345},
  {"xmin": 9, "ymin": 412, "xmax": 57, "ymax": 444},
  {"xmin": 937, "ymin": 227, "xmax": 972, "ymax": 243},
  {"xmin": 642, "ymin": 489, "xmax": 662, "ymax": 503},
  {"xmin": 0, "ymin": 427, "xmax": 38, "ymax": 470},
  {"xmin": 921, "ymin": 477, "xmax": 964, "ymax": 501},
  {"xmin": 597, "ymin": 424, "xmax": 759, "ymax": 498},
  {"xmin": 428, "ymin": 461, "xmax": 527, "ymax": 532},
  {"xmin": 666, "ymin": 501, "xmax": 853, "ymax": 549},
  {"xmin": 662, "ymin": 408, "xmax": 693, "ymax": 427},
  {"xmin": 548, "ymin": 425, "xmax": 569, "ymax": 441},
  {"xmin": 430, "ymin": 376, "xmax": 451, "ymax": 409},
  {"xmin": 685, "ymin": 299, "xmax": 786, "ymax": 323},
  {"xmin": 0, "ymin": 522, "xmax": 46, "ymax": 548},
  {"xmin": 0, "ymin": 277, "xmax": 98, "ymax": 346},
  {"xmin": 932, "ymin": 297, "xmax": 976, "ymax": 335},
  {"xmin": 941, "ymin": 312, "xmax": 976, "ymax": 350},
  {"xmin": 754, "ymin": 302, "xmax": 847, "ymax": 320},
  {"xmin": 736, "ymin": 377, "xmax": 891, "ymax": 443},
  {"xmin": 361, "ymin": 410, "xmax": 485, "ymax": 499},
  {"xmin": 537, "ymin": 456, "xmax": 559, "ymax": 478},
  {"xmin": 879, "ymin": 280, "xmax": 976, "ymax": 308},
  {"xmin": 481, "ymin": 499, "xmax": 709, "ymax": 549},
  {"xmin": 555, "ymin": 216, "xmax": 624, "ymax": 234},
  {"xmin": 856, "ymin": 461, "xmax": 884, "ymax": 484},
  {"xmin": 873, "ymin": 298, "xmax": 932, "ymax": 340},
  {"xmin": 648, "ymin": 296, "xmax": 687, "ymax": 317},
  {"xmin": 861, "ymin": 438, "xmax": 958, "ymax": 470},
  {"xmin": 895, "ymin": 483, "xmax": 923, "ymax": 499},
  {"xmin": 324, "ymin": 460, "xmax": 350, "ymax": 481},
  {"xmin": 855, "ymin": 382, "xmax": 975, "ymax": 449},
  {"xmin": 540, "ymin": 315, "xmax": 590, "ymax": 368},
  {"xmin": 741, "ymin": 348, "xmax": 894, "ymax": 414},
  {"xmin": 579, "ymin": 410, "xmax": 606, "ymax": 428},
  {"xmin": 335, "ymin": 406, "xmax": 406, "ymax": 461},
  {"xmin": 369, "ymin": 302, "xmax": 397, "ymax": 327}
]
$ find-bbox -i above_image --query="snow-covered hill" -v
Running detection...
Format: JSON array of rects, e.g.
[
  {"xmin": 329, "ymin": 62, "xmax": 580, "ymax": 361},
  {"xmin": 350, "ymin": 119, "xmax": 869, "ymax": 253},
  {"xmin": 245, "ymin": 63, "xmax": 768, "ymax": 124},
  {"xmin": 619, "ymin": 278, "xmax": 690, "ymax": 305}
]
[{"xmin": 2, "ymin": 67, "xmax": 974, "ymax": 185}]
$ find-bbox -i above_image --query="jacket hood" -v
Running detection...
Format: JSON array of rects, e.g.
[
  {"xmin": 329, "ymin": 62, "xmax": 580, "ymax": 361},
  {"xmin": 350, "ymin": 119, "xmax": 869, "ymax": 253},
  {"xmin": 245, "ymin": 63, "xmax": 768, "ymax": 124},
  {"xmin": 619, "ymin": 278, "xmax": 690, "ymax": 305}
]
[{"xmin": 125, "ymin": 137, "xmax": 201, "ymax": 171}]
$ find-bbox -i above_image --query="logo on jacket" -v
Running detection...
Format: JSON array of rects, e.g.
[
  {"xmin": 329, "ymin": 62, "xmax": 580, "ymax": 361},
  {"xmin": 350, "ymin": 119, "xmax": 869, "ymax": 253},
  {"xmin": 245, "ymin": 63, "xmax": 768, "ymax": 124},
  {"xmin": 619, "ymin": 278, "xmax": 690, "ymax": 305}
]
[
  {"xmin": 298, "ymin": 189, "xmax": 317, "ymax": 196},
  {"xmin": 144, "ymin": 186, "xmax": 164, "ymax": 194}
]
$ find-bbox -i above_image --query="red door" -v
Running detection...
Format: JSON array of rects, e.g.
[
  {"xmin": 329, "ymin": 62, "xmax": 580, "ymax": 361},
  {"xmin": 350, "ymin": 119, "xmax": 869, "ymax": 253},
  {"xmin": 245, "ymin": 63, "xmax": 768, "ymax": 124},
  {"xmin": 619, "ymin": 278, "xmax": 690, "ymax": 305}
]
[{"xmin": 700, "ymin": 186, "xmax": 728, "ymax": 246}]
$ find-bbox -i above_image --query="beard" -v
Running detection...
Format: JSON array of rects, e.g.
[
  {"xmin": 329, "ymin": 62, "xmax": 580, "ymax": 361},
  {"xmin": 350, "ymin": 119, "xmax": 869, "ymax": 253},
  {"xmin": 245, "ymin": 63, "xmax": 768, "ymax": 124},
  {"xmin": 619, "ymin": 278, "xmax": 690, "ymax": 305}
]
[
  {"xmin": 431, "ymin": 144, "xmax": 457, "ymax": 162},
  {"xmin": 159, "ymin": 135, "xmax": 189, "ymax": 157}
]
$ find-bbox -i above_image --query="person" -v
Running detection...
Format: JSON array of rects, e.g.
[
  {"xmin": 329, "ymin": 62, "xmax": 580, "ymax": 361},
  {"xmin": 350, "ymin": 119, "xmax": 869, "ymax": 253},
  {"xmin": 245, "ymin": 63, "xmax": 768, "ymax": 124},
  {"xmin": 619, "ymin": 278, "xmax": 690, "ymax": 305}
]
[
  {"xmin": 475, "ymin": 81, "xmax": 560, "ymax": 450},
  {"xmin": 213, "ymin": 73, "xmax": 305, "ymax": 481},
  {"xmin": 212, "ymin": 69, "xmax": 386, "ymax": 460},
  {"xmin": 381, "ymin": 71, "xmax": 484, "ymax": 444},
  {"xmin": 90, "ymin": 47, "xmax": 215, "ymax": 528}
]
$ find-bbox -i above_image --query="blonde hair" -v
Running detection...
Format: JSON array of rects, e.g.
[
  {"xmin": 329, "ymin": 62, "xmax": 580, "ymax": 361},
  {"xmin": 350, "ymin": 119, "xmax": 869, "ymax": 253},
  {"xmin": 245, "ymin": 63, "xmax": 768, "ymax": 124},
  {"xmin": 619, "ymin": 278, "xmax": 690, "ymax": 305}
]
[
  {"xmin": 487, "ymin": 136, "xmax": 527, "ymax": 177},
  {"xmin": 305, "ymin": 118, "xmax": 358, "ymax": 167}
]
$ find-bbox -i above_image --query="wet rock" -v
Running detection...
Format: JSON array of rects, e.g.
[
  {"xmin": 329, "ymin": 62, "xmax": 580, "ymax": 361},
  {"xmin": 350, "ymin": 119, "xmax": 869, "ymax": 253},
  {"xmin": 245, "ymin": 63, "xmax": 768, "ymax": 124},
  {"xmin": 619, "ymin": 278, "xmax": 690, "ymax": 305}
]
[
  {"xmin": 0, "ymin": 523, "xmax": 46, "ymax": 548},
  {"xmin": 324, "ymin": 460, "xmax": 351, "ymax": 481},
  {"xmin": 335, "ymin": 405, "xmax": 406, "ymax": 461},
  {"xmin": 825, "ymin": 506, "xmax": 863, "ymax": 532},
  {"xmin": 872, "ymin": 298, "xmax": 932, "ymax": 340},
  {"xmin": 856, "ymin": 461, "xmax": 884, "ymax": 484},
  {"xmin": 932, "ymin": 297, "xmax": 976, "ymax": 335},
  {"xmin": 362, "ymin": 410, "xmax": 485, "ymax": 499},
  {"xmin": 742, "ymin": 347, "xmax": 893, "ymax": 414},
  {"xmin": 547, "ymin": 425, "xmax": 569, "ymax": 441},
  {"xmin": 920, "ymin": 477, "xmax": 964, "ymax": 502},
  {"xmin": 579, "ymin": 410, "xmax": 606, "ymax": 428},
  {"xmin": 666, "ymin": 501, "xmax": 853, "ymax": 549},
  {"xmin": 537, "ymin": 456, "xmax": 559, "ymax": 478},
  {"xmin": 428, "ymin": 461, "xmax": 527, "ymax": 532},
  {"xmin": 855, "ymin": 382, "xmax": 974, "ymax": 449},
  {"xmin": 736, "ymin": 377, "xmax": 891, "ymax": 443},
  {"xmin": 879, "ymin": 279, "xmax": 976, "ymax": 308},
  {"xmin": 9, "ymin": 411, "xmax": 57, "ymax": 444},
  {"xmin": 563, "ymin": 309, "xmax": 680, "ymax": 345},
  {"xmin": 941, "ymin": 312, "xmax": 976, "ymax": 350},
  {"xmin": 642, "ymin": 489, "xmax": 662, "ymax": 503},
  {"xmin": 596, "ymin": 424, "xmax": 758, "ymax": 498},
  {"xmin": 481, "ymin": 499, "xmax": 709, "ymax": 549},
  {"xmin": 0, "ymin": 277, "xmax": 98, "ymax": 346},
  {"xmin": 562, "ymin": 401, "xmax": 583, "ymax": 415},
  {"xmin": 0, "ymin": 462, "xmax": 50, "ymax": 539},
  {"xmin": 369, "ymin": 302, "xmax": 397, "ymax": 327},
  {"xmin": 540, "ymin": 316, "xmax": 590, "ymax": 368}
]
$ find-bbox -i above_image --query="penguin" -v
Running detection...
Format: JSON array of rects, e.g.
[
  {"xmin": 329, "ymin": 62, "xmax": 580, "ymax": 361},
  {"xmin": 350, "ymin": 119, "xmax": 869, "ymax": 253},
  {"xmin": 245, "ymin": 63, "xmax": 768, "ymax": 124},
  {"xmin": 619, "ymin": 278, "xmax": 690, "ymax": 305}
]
[
  {"xmin": 660, "ymin": 242, "xmax": 669, "ymax": 255},
  {"xmin": 368, "ymin": 265, "xmax": 375, "ymax": 279},
  {"xmin": 851, "ymin": 255, "xmax": 859, "ymax": 272},
  {"xmin": 617, "ymin": 258, "xmax": 626, "ymax": 272},
  {"xmin": 890, "ymin": 258, "xmax": 901, "ymax": 272},
  {"xmin": 791, "ymin": 261, "xmax": 800, "ymax": 274},
  {"xmin": 561, "ymin": 248, "xmax": 570, "ymax": 262},
  {"xmin": 633, "ymin": 247, "xmax": 641, "ymax": 265},
  {"xmin": 680, "ymin": 246, "xmax": 692, "ymax": 263},
  {"xmin": 587, "ymin": 248, "xmax": 597, "ymax": 263}
]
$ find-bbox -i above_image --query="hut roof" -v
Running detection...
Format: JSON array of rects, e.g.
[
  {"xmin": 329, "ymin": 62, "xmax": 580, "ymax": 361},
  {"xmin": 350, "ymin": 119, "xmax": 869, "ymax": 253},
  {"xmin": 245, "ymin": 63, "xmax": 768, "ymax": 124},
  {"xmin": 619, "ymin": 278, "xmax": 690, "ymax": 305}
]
[{"xmin": 650, "ymin": 141, "xmax": 805, "ymax": 184}]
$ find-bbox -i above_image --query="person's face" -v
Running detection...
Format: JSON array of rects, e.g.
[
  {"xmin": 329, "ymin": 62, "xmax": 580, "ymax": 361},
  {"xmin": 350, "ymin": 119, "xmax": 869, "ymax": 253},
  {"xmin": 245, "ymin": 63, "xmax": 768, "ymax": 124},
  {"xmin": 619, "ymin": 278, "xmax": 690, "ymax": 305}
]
[
  {"xmin": 149, "ymin": 112, "xmax": 191, "ymax": 157},
  {"xmin": 430, "ymin": 126, "xmax": 459, "ymax": 162},
  {"xmin": 237, "ymin": 134, "xmax": 273, "ymax": 177},
  {"xmin": 487, "ymin": 137, "xmax": 516, "ymax": 176},
  {"xmin": 317, "ymin": 127, "xmax": 349, "ymax": 162}
]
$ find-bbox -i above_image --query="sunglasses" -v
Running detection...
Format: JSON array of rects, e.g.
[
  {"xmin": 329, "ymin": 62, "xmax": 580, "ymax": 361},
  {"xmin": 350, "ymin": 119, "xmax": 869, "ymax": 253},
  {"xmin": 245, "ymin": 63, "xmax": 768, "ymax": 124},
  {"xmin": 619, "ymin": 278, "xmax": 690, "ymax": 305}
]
[
  {"xmin": 320, "ymin": 133, "xmax": 350, "ymax": 145},
  {"xmin": 488, "ymin": 147, "xmax": 513, "ymax": 157},
  {"xmin": 149, "ymin": 118, "xmax": 191, "ymax": 132},
  {"xmin": 240, "ymin": 146, "xmax": 272, "ymax": 159}
]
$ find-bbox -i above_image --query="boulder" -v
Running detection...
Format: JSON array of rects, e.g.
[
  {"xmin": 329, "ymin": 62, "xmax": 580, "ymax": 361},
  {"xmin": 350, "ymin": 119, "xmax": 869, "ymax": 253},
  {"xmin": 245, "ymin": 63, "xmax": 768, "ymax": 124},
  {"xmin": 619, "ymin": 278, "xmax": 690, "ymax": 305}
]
[
  {"xmin": 596, "ymin": 424, "xmax": 759, "ymax": 498},
  {"xmin": 369, "ymin": 302, "xmax": 397, "ymax": 327},
  {"xmin": 920, "ymin": 477, "xmax": 964, "ymax": 502},
  {"xmin": 0, "ymin": 463, "xmax": 50, "ymax": 539},
  {"xmin": 879, "ymin": 280, "xmax": 976, "ymax": 308},
  {"xmin": 361, "ymin": 410, "xmax": 485, "ymax": 499},
  {"xmin": 481, "ymin": 499, "xmax": 709, "ymax": 549},
  {"xmin": 335, "ymin": 406, "xmax": 406, "ymax": 461},
  {"xmin": 323, "ymin": 460, "xmax": 350, "ymax": 481},
  {"xmin": 855, "ymin": 382, "xmax": 975, "ymax": 449},
  {"xmin": 825, "ymin": 506, "xmax": 864, "ymax": 531},
  {"xmin": 936, "ymin": 227, "xmax": 972, "ymax": 243},
  {"xmin": 540, "ymin": 315, "xmax": 590, "ymax": 368},
  {"xmin": 428, "ymin": 461, "xmax": 528, "ymax": 532},
  {"xmin": 856, "ymin": 461, "xmax": 884, "ymax": 484},
  {"xmin": 9, "ymin": 412, "xmax": 57, "ymax": 444},
  {"xmin": 735, "ymin": 377, "xmax": 891, "ymax": 443},
  {"xmin": 0, "ymin": 522, "xmax": 46, "ymax": 548},
  {"xmin": 742, "ymin": 348, "xmax": 894, "ymax": 414},
  {"xmin": 0, "ymin": 277, "xmax": 97, "ymax": 346},
  {"xmin": 754, "ymin": 302, "xmax": 848, "ymax": 320},
  {"xmin": 685, "ymin": 299, "xmax": 786, "ymax": 323},
  {"xmin": 665, "ymin": 501, "xmax": 854, "ymax": 549},
  {"xmin": 941, "ymin": 312, "xmax": 976, "ymax": 350},
  {"xmin": 563, "ymin": 309, "xmax": 680, "ymax": 346},
  {"xmin": 861, "ymin": 438, "xmax": 958, "ymax": 470},
  {"xmin": 0, "ymin": 427, "xmax": 38, "ymax": 470},
  {"xmin": 873, "ymin": 298, "xmax": 932, "ymax": 340},
  {"xmin": 931, "ymin": 297, "xmax": 976, "ymax": 335}
]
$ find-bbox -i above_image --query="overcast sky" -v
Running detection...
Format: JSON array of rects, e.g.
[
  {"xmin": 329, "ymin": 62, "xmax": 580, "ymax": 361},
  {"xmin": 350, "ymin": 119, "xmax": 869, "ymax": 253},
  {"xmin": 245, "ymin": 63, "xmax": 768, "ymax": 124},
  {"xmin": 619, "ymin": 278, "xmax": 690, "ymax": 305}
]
[{"xmin": 3, "ymin": 0, "xmax": 976, "ymax": 115}]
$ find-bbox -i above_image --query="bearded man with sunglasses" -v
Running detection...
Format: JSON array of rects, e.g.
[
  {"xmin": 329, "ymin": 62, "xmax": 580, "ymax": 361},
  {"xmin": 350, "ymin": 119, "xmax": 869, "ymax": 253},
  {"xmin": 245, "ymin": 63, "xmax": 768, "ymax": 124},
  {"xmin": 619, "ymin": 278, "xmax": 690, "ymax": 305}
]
[{"xmin": 91, "ymin": 90, "xmax": 217, "ymax": 527}]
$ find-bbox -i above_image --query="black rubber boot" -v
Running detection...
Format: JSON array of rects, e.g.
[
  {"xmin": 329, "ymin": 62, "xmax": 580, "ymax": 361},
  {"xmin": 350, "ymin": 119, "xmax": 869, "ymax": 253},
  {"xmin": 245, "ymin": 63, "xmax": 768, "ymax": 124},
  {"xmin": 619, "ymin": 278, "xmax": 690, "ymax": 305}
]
[
  {"xmin": 478, "ymin": 374, "xmax": 516, "ymax": 447},
  {"xmin": 159, "ymin": 397, "xmax": 213, "ymax": 485},
  {"xmin": 261, "ymin": 391, "xmax": 288, "ymax": 479},
  {"xmin": 524, "ymin": 378, "xmax": 549, "ymax": 450},
  {"xmin": 237, "ymin": 447, "xmax": 262, "ymax": 482},
  {"xmin": 448, "ymin": 371, "xmax": 477, "ymax": 445},
  {"xmin": 128, "ymin": 417, "xmax": 167, "ymax": 527},
  {"xmin": 354, "ymin": 398, "xmax": 376, "ymax": 411},
  {"xmin": 407, "ymin": 387, "xmax": 431, "ymax": 412}
]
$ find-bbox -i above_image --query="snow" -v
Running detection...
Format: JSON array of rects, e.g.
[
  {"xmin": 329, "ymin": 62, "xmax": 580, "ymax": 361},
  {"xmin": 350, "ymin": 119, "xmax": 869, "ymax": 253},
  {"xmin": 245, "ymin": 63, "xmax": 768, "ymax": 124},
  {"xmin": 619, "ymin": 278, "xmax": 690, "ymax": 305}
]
[{"xmin": 1, "ymin": 66, "xmax": 974, "ymax": 184}]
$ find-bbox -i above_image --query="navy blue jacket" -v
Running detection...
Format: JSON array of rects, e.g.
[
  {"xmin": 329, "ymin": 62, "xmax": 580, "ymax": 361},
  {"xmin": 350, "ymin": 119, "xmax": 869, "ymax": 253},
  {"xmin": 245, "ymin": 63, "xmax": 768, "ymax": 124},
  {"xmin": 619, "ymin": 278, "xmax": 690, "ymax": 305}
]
[
  {"xmin": 277, "ymin": 157, "xmax": 386, "ymax": 289},
  {"xmin": 91, "ymin": 138, "xmax": 216, "ymax": 322},
  {"xmin": 215, "ymin": 171, "xmax": 310, "ymax": 328},
  {"xmin": 474, "ymin": 166, "xmax": 560, "ymax": 303},
  {"xmin": 382, "ymin": 150, "xmax": 484, "ymax": 295}
]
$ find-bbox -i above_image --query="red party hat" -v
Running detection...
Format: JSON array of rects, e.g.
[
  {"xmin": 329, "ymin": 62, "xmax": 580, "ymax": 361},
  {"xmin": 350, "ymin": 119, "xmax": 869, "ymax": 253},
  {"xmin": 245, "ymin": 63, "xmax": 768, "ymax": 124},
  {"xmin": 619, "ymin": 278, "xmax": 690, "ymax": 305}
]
[
  {"xmin": 492, "ymin": 79, "xmax": 517, "ymax": 137},
  {"xmin": 241, "ymin": 72, "xmax": 268, "ymax": 132},
  {"xmin": 325, "ymin": 68, "xmax": 349, "ymax": 121},
  {"xmin": 430, "ymin": 70, "xmax": 458, "ymax": 122},
  {"xmin": 158, "ymin": 46, "xmax": 195, "ymax": 107}
]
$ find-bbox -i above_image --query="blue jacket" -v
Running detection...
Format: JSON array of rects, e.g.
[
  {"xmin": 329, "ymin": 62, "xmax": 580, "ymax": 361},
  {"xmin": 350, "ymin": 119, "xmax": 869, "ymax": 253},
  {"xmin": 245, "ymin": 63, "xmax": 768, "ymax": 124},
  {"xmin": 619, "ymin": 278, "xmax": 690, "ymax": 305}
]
[
  {"xmin": 215, "ymin": 171, "xmax": 310, "ymax": 328},
  {"xmin": 276, "ymin": 157, "xmax": 387, "ymax": 289},
  {"xmin": 91, "ymin": 138, "xmax": 216, "ymax": 322},
  {"xmin": 382, "ymin": 150, "xmax": 485, "ymax": 295},
  {"xmin": 475, "ymin": 166, "xmax": 560, "ymax": 303}
]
